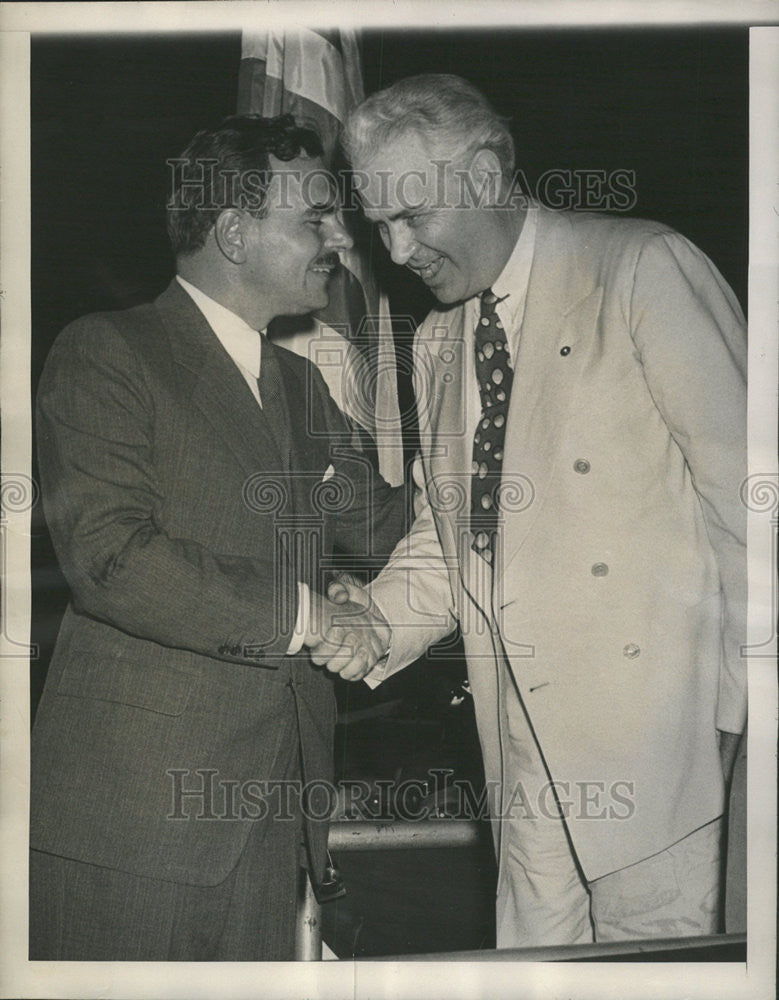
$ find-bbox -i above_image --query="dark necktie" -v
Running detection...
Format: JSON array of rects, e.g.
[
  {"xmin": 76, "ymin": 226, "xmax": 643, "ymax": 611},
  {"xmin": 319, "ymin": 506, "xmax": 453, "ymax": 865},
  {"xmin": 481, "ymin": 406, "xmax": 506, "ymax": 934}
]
[
  {"xmin": 257, "ymin": 332, "xmax": 292, "ymax": 472},
  {"xmin": 470, "ymin": 289, "xmax": 513, "ymax": 562}
]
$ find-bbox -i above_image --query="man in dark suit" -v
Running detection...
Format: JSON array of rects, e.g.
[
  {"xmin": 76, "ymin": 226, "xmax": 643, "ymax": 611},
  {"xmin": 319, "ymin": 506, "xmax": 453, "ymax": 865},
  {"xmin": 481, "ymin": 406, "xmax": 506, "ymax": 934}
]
[{"xmin": 30, "ymin": 114, "xmax": 404, "ymax": 961}]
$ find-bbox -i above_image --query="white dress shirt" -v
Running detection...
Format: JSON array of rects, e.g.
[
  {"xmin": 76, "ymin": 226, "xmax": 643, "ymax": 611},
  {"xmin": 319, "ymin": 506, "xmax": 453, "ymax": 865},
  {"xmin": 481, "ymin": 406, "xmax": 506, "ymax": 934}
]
[
  {"xmin": 462, "ymin": 205, "xmax": 538, "ymax": 445},
  {"xmin": 176, "ymin": 276, "xmax": 309, "ymax": 653}
]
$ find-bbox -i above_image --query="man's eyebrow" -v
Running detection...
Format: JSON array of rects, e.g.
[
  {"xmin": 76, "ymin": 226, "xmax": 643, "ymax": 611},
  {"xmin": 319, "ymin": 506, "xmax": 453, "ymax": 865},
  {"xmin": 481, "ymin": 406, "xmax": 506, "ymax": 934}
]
[{"xmin": 367, "ymin": 205, "xmax": 428, "ymax": 223}]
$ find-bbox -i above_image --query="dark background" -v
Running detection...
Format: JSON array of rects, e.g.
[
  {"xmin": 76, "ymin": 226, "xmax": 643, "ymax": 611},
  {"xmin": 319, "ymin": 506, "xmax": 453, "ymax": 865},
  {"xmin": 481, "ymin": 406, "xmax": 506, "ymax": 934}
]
[{"xmin": 29, "ymin": 28, "xmax": 748, "ymax": 956}]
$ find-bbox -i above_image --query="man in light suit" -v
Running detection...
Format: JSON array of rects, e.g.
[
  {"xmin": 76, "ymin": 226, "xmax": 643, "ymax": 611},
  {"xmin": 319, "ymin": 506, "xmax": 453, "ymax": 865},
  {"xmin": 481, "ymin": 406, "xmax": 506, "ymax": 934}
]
[
  {"xmin": 333, "ymin": 75, "xmax": 747, "ymax": 946},
  {"xmin": 30, "ymin": 114, "xmax": 404, "ymax": 961}
]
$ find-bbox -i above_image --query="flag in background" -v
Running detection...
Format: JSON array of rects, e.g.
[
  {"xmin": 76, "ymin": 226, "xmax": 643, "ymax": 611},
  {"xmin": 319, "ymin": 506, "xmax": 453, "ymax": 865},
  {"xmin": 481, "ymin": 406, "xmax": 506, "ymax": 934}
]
[{"xmin": 238, "ymin": 29, "xmax": 404, "ymax": 486}]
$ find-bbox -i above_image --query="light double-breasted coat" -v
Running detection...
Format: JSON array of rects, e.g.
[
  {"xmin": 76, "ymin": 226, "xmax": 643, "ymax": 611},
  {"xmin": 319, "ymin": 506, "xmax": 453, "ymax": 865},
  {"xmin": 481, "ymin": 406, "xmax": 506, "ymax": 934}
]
[{"xmin": 369, "ymin": 208, "xmax": 747, "ymax": 894}]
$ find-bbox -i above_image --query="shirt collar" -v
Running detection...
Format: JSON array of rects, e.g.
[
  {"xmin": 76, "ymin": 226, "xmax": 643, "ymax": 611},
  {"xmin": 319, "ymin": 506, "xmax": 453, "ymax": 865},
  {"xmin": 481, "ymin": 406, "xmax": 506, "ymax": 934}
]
[
  {"xmin": 176, "ymin": 275, "xmax": 263, "ymax": 379},
  {"xmin": 489, "ymin": 204, "xmax": 538, "ymax": 334}
]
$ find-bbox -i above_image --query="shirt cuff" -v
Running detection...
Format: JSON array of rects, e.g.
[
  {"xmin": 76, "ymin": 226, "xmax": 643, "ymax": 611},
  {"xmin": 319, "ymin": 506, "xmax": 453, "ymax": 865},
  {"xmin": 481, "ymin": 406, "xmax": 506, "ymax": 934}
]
[{"xmin": 286, "ymin": 581, "xmax": 309, "ymax": 655}]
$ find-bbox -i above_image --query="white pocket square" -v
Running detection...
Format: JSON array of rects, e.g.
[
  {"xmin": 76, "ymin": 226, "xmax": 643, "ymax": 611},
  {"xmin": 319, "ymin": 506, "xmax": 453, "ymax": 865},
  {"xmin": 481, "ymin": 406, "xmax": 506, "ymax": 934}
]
[{"xmin": 322, "ymin": 464, "xmax": 335, "ymax": 482}]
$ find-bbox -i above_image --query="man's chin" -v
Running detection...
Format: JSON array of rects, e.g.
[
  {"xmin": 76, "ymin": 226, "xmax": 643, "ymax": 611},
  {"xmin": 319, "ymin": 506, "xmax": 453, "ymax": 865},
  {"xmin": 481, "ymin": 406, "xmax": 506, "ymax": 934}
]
[
  {"xmin": 285, "ymin": 293, "xmax": 330, "ymax": 317},
  {"xmin": 428, "ymin": 283, "xmax": 461, "ymax": 306},
  {"xmin": 420, "ymin": 271, "xmax": 462, "ymax": 306}
]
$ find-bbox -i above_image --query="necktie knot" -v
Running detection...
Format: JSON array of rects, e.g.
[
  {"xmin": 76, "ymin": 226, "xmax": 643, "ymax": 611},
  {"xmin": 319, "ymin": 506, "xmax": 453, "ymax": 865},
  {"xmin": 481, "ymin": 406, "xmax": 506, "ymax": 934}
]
[{"xmin": 475, "ymin": 289, "xmax": 508, "ymax": 347}]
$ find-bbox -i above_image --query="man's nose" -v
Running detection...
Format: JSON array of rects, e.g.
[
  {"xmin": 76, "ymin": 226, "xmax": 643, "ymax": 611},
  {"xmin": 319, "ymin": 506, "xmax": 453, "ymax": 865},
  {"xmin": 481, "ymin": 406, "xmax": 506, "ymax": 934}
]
[
  {"xmin": 384, "ymin": 223, "xmax": 417, "ymax": 266},
  {"xmin": 324, "ymin": 216, "xmax": 354, "ymax": 253}
]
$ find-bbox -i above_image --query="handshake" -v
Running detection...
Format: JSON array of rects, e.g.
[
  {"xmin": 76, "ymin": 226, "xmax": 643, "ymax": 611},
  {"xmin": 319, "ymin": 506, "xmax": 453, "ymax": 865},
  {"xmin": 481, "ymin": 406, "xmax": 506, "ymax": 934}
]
[{"xmin": 302, "ymin": 575, "xmax": 391, "ymax": 682}]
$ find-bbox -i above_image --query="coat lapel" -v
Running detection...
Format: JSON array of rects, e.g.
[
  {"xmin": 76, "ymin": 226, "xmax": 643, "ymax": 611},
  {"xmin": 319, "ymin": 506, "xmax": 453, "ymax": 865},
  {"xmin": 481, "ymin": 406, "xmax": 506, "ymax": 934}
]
[
  {"xmin": 496, "ymin": 210, "xmax": 603, "ymax": 589},
  {"xmin": 422, "ymin": 307, "xmax": 470, "ymax": 540},
  {"xmin": 421, "ymin": 307, "xmax": 495, "ymax": 615},
  {"xmin": 422, "ymin": 212, "xmax": 604, "ymax": 614},
  {"xmin": 154, "ymin": 281, "xmax": 289, "ymax": 496}
]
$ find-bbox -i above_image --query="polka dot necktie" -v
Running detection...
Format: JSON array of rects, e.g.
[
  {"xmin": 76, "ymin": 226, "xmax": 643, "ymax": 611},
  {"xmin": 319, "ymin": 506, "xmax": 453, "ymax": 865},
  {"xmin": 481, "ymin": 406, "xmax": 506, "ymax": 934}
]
[{"xmin": 471, "ymin": 289, "xmax": 512, "ymax": 561}]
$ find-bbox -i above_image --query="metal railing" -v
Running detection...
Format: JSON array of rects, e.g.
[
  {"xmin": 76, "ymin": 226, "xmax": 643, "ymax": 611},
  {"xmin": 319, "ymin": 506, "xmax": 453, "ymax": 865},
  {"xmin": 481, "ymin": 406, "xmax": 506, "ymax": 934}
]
[
  {"xmin": 294, "ymin": 820, "xmax": 747, "ymax": 962},
  {"xmin": 295, "ymin": 819, "xmax": 482, "ymax": 960},
  {"xmin": 371, "ymin": 933, "xmax": 747, "ymax": 962}
]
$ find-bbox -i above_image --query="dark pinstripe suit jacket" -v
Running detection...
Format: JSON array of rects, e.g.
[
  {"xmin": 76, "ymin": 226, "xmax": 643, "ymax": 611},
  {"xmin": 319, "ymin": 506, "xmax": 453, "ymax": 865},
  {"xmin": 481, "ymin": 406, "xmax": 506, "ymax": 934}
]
[{"xmin": 31, "ymin": 279, "xmax": 405, "ymax": 890}]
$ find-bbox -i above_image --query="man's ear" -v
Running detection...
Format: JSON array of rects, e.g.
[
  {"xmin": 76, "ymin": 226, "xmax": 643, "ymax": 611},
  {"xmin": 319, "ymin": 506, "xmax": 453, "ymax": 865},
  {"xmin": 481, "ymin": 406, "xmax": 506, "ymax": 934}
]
[
  {"xmin": 468, "ymin": 148, "xmax": 504, "ymax": 207},
  {"xmin": 214, "ymin": 208, "xmax": 249, "ymax": 263}
]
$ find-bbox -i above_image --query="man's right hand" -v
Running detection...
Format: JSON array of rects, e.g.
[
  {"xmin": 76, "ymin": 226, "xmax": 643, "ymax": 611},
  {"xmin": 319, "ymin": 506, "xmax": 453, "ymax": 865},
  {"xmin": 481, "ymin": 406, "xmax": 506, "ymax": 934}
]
[{"xmin": 303, "ymin": 587, "xmax": 391, "ymax": 682}]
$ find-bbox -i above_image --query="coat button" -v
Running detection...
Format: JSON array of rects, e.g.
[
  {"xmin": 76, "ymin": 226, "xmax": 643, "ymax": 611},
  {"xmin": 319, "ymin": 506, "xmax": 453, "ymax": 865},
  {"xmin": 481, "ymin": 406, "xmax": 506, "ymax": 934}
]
[
  {"xmin": 560, "ymin": 345, "xmax": 571, "ymax": 356},
  {"xmin": 623, "ymin": 643, "xmax": 641, "ymax": 659},
  {"xmin": 591, "ymin": 562, "xmax": 609, "ymax": 576},
  {"xmin": 573, "ymin": 459, "xmax": 591, "ymax": 474}
]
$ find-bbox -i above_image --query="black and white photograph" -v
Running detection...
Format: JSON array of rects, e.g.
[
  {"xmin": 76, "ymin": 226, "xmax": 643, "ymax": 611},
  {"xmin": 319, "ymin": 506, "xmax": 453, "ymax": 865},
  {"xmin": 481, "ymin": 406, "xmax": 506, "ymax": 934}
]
[{"xmin": 0, "ymin": 3, "xmax": 776, "ymax": 998}]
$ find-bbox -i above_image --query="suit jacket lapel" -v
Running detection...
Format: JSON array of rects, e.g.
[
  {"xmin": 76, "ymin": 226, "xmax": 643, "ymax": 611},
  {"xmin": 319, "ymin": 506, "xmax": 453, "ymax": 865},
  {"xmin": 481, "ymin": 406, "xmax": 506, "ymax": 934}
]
[
  {"xmin": 421, "ymin": 307, "xmax": 490, "ymax": 611},
  {"xmin": 419, "ymin": 213, "xmax": 605, "ymax": 615},
  {"xmin": 496, "ymin": 210, "xmax": 603, "ymax": 588},
  {"xmin": 154, "ymin": 281, "xmax": 288, "ymax": 491}
]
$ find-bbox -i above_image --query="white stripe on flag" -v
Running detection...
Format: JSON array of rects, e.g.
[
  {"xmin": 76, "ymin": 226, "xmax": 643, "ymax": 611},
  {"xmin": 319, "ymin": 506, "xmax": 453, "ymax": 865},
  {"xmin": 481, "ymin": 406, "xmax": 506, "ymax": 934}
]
[
  {"xmin": 239, "ymin": 29, "xmax": 405, "ymax": 485},
  {"xmin": 253, "ymin": 29, "xmax": 347, "ymax": 124},
  {"xmin": 340, "ymin": 32, "xmax": 365, "ymax": 107}
]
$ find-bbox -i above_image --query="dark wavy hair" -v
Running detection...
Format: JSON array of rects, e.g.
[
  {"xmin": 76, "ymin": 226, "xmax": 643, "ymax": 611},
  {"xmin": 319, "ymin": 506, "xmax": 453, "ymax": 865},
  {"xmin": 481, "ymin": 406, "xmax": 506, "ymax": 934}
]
[{"xmin": 166, "ymin": 113, "xmax": 324, "ymax": 257}]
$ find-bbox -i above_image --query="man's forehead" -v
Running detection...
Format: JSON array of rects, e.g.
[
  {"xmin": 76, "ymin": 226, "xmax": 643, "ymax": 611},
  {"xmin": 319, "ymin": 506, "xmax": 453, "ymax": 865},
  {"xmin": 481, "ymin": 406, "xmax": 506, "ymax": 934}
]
[
  {"xmin": 266, "ymin": 155, "xmax": 337, "ymax": 210},
  {"xmin": 360, "ymin": 127, "xmax": 440, "ymax": 165},
  {"xmin": 355, "ymin": 132, "xmax": 469, "ymax": 217}
]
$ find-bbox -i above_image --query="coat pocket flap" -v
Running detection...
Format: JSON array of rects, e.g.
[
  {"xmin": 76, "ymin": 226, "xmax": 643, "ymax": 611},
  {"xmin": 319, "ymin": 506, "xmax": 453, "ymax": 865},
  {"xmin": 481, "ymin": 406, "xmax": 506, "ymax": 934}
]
[{"xmin": 57, "ymin": 654, "xmax": 196, "ymax": 716}]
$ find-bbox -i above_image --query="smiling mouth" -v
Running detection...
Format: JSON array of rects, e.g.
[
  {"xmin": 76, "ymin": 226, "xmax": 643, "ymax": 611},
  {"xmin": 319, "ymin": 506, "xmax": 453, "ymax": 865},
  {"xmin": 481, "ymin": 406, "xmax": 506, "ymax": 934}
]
[
  {"xmin": 310, "ymin": 257, "xmax": 339, "ymax": 278},
  {"xmin": 408, "ymin": 256, "xmax": 444, "ymax": 282}
]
